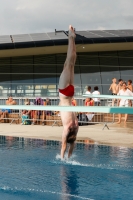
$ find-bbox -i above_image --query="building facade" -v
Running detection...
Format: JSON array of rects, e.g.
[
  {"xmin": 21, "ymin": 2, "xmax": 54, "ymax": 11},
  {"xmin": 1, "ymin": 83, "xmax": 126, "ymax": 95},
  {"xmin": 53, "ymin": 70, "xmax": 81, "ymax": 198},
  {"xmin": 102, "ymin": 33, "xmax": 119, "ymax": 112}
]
[{"xmin": 0, "ymin": 30, "xmax": 133, "ymax": 97}]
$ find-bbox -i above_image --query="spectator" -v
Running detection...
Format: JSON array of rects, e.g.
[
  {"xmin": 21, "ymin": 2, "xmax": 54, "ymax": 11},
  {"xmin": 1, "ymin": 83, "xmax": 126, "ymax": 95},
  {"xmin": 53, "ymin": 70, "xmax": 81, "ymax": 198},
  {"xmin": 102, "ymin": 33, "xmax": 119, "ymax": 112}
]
[
  {"xmin": 24, "ymin": 98, "xmax": 30, "ymax": 105},
  {"xmin": 22, "ymin": 99, "xmax": 32, "ymax": 125},
  {"xmin": 85, "ymin": 98, "xmax": 94, "ymax": 121},
  {"xmin": 6, "ymin": 96, "xmax": 17, "ymax": 105},
  {"xmin": 117, "ymin": 79, "xmax": 123, "ymax": 93},
  {"xmin": 32, "ymin": 98, "xmax": 45, "ymax": 125},
  {"xmin": 109, "ymin": 78, "xmax": 118, "ymax": 106},
  {"xmin": 85, "ymin": 98, "xmax": 94, "ymax": 106},
  {"xmin": 79, "ymin": 98, "xmax": 94, "ymax": 124},
  {"xmin": 46, "ymin": 98, "xmax": 51, "ymax": 105},
  {"xmin": 22, "ymin": 98, "xmax": 32, "ymax": 117},
  {"xmin": 109, "ymin": 78, "xmax": 117, "ymax": 95},
  {"xmin": 92, "ymin": 86, "xmax": 100, "ymax": 106},
  {"xmin": 82, "ymin": 98, "xmax": 94, "ymax": 122},
  {"xmin": 0, "ymin": 110, "xmax": 7, "ymax": 122},
  {"xmin": 45, "ymin": 98, "xmax": 51, "ymax": 116},
  {"xmin": 117, "ymin": 81, "xmax": 133, "ymax": 124},
  {"xmin": 127, "ymin": 80, "xmax": 133, "ymax": 92},
  {"xmin": 1, "ymin": 96, "xmax": 17, "ymax": 122},
  {"xmin": 72, "ymin": 97, "xmax": 77, "ymax": 106},
  {"xmin": 85, "ymin": 86, "xmax": 91, "ymax": 94},
  {"xmin": 54, "ymin": 111, "xmax": 60, "ymax": 116},
  {"xmin": 44, "ymin": 99, "xmax": 47, "ymax": 106},
  {"xmin": 127, "ymin": 80, "xmax": 133, "ymax": 107}
]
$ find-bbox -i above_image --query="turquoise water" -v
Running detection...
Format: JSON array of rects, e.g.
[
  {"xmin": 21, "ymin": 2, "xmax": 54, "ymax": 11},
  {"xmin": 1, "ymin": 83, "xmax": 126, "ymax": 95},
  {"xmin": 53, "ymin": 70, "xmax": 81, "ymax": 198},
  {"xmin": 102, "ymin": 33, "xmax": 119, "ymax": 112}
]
[{"xmin": 0, "ymin": 136, "xmax": 133, "ymax": 200}]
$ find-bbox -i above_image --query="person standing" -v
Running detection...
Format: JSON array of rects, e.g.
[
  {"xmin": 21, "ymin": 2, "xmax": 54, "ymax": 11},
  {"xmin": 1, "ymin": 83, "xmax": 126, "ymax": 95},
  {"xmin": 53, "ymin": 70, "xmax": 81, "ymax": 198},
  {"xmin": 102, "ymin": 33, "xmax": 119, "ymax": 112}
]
[
  {"xmin": 1, "ymin": 96, "xmax": 17, "ymax": 122},
  {"xmin": 117, "ymin": 81, "xmax": 133, "ymax": 124},
  {"xmin": 117, "ymin": 79, "xmax": 123, "ymax": 93},
  {"xmin": 85, "ymin": 86, "xmax": 91, "ymax": 95},
  {"xmin": 92, "ymin": 86, "xmax": 100, "ymax": 106},
  {"xmin": 127, "ymin": 80, "xmax": 133, "ymax": 92},
  {"xmin": 32, "ymin": 98, "xmax": 45, "ymax": 125},
  {"xmin": 127, "ymin": 79, "xmax": 133, "ymax": 107},
  {"xmin": 109, "ymin": 78, "xmax": 117, "ymax": 95},
  {"xmin": 109, "ymin": 78, "xmax": 118, "ymax": 106},
  {"xmin": 59, "ymin": 25, "xmax": 79, "ymax": 159}
]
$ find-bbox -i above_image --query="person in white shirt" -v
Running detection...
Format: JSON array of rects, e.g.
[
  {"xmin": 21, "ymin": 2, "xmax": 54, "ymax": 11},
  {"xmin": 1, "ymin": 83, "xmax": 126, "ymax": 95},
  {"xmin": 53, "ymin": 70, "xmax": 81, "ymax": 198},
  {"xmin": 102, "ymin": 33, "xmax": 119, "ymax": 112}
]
[
  {"xmin": 116, "ymin": 79, "xmax": 123, "ymax": 93},
  {"xmin": 92, "ymin": 86, "xmax": 100, "ymax": 106},
  {"xmin": 117, "ymin": 81, "xmax": 133, "ymax": 124},
  {"xmin": 85, "ymin": 86, "xmax": 91, "ymax": 95}
]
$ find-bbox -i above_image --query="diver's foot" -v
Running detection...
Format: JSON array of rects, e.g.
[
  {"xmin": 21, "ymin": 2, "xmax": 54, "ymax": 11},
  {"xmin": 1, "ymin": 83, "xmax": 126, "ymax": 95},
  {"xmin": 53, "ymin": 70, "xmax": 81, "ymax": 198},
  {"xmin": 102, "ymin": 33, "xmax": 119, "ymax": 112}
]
[{"xmin": 69, "ymin": 25, "xmax": 76, "ymax": 38}]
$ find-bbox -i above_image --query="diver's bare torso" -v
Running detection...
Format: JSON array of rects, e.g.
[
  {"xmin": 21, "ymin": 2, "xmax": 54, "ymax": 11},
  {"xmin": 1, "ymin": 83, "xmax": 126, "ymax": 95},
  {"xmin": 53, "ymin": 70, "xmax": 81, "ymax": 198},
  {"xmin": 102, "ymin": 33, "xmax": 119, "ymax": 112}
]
[{"xmin": 59, "ymin": 95, "xmax": 78, "ymax": 137}]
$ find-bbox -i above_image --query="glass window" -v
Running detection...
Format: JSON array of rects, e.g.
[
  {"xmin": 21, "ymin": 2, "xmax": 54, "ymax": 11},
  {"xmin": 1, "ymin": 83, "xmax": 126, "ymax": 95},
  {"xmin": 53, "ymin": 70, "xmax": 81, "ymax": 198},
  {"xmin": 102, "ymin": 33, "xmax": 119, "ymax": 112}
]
[
  {"xmin": 101, "ymin": 74, "xmax": 120, "ymax": 84},
  {"xmin": 79, "ymin": 55, "xmax": 99, "ymax": 66},
  {"xmin": 34, "ymin": 55, "xmax": 56, "ymax": 65},
  {"xmin": 120, "ymin": 75, "xmax": 133, "ymax": 82},
  {"xmin": 100, "ymin": 66, "xmax": 120, "ymax": 74},
  {"xmin": 12, "ymin": 84, "xmax": 40, "ymax": 97},
  {"xmin": 119, "ymin": 58, "xmax": 133, "ymax": 66},
  {"xmin": 74, "ymin": 85, "xmax": 83, "ymax": 96},
  {"xmin": 34, "ymin": 64, "xmax": 56, "ymax": 73},
  {"xmin": 102, "ymin": 85, "xmax": 112, "ymax": 95},
  {"xmin": 12, "ymin": 75, "xmax": 33, "ymax": 83},
  {"xmin": 81, "ymin": 74, "xmax": 101, "ymax": 84},
  {"xmin": 0, "ymin": 74, "xmax": 11, "ymax": 83},
  {"xmin": 118, "ymin": 50, "xmax": 133, "ymax": 57},
  {"xmin": 56, "ymin": 64, "xmax": 63, "ymax": 74},
  {"xmin": 11, "ymin": 65, "xmax": 33, "ymax": 73},
  {"xmin": 33, "ymin": 84, "xmax": 57, "ymax": 97},
  {"xmin": 56, "ymin": 54, "xmax": 66, "ymax": 65},
  {"xmin": 99, "ymin": 51, "xmax": 118, "ymax": 56},
  {"xmin": 80, "ymin": 65, "xmax": 100, "ymax": 74},
  {"xmin": 0, "ymin": 83, "xmax": 11, "ymax": 97},
  {"xmin": 0, "ymin": 65, "xmax": 10, "ymax": 73},
  {"xmin": 74, "ymin": 74, "xmax": 81, "ymax": 84},
  {"xmin": 34, "ymin": 75, "xmax": 56, "ymax": 84},
  {"xmin": 120, "ymin": 67, "xmax": 133, "ymax": 75},
  {"xmin": 12, "ymin": 56, "xmax": 33, "ymax": 64},
  {"xmin": 99, "ymin": 57, "xmax": 119, "ymax": 66}
]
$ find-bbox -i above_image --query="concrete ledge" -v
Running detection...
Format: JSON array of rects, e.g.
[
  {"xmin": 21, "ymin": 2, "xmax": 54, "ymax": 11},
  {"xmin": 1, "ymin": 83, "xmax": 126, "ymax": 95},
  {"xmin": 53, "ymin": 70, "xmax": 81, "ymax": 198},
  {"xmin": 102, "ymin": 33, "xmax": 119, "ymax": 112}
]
[{"xmin": 0, "ymin": 123, "xmax": 133, "ymax": 148}]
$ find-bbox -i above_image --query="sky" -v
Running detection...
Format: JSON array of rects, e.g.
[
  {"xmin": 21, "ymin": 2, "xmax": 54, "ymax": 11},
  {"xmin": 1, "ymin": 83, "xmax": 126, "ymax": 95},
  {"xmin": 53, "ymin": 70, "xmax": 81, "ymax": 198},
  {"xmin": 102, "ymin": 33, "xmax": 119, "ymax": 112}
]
[{"xmin": 0, "ymin": 0, "xmax": 133, "ymax": 35}]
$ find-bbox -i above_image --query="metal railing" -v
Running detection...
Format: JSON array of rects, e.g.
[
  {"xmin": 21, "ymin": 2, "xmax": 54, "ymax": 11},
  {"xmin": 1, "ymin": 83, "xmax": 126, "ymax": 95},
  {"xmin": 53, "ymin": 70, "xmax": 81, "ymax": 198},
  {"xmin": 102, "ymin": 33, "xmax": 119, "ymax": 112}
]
[{"xmin": 0, "ymin": 96, "xmax": 119, "ymax": 129}]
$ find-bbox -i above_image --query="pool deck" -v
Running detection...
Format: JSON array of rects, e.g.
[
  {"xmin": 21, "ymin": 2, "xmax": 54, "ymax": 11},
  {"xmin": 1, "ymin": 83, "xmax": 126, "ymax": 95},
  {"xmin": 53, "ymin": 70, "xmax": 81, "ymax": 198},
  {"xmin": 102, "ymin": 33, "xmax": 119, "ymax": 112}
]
[{"xmin": 0, "ymin": 122, "xmax": 133, "ymax": 148}]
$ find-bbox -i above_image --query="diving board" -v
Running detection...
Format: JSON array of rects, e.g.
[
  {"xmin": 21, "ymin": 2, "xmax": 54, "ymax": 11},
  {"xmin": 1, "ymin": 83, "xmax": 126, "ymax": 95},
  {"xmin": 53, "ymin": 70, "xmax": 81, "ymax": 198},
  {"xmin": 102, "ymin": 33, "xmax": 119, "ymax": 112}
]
[
  {"xmin": 0, "ymin": 105, "xmax": 133, "ymax": 114},
  {"xmin": 83, "ymin": 94, "xmax": 133, "ymax": 100}
]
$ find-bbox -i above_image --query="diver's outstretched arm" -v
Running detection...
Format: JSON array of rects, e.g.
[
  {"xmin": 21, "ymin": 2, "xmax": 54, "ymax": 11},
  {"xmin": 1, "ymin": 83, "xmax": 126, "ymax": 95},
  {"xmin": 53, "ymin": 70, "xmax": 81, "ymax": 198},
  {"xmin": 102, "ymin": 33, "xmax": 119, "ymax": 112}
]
[
  {"xmin": 68, "ymin": 142, "xmax": 75, "ymax": 158},
  {"xmin": 61, "ymin": 141, "xmax": 67, "ymax": 159},
  {"xmin": 61, "ymin": 130, "xmax": 67, "ymax": 159}
]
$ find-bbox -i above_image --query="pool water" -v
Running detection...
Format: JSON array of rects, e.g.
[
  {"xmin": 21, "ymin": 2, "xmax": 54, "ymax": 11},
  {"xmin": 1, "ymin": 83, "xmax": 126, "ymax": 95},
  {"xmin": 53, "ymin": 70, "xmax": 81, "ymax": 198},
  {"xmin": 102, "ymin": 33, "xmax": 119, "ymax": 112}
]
[{"xmin": 0, "ymin": 136, "xmax": 133, "ymax": 200}]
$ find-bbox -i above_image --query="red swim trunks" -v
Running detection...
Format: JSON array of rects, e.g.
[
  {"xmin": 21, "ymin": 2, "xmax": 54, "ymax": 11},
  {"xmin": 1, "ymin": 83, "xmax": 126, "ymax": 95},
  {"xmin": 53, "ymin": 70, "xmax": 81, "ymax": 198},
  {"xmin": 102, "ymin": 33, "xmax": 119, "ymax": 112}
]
[{"xmin": 59, "ymin": 85, "xmax": 74, "ymax": 97}]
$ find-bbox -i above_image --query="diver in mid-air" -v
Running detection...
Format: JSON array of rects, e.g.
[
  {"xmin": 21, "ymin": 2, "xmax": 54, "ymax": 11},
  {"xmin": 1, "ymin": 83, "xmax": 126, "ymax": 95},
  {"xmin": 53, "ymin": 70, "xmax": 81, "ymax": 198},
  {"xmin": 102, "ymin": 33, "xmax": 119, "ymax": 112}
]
[{"xmin": 59, "ymin": 25, "xmax": 79, "ymax": 159}]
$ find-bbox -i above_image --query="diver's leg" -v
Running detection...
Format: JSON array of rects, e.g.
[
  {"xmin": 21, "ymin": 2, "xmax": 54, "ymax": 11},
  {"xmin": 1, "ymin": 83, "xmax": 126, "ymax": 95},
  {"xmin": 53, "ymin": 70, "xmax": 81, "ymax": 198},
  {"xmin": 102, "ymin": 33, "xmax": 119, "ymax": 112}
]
[
  {"xmin": 68, "ymin": 142, "xmax": 75, "ymax": 158},
  {"xmin": 59, "ymin": 25, "xmax": 76, "ymax": 89}
]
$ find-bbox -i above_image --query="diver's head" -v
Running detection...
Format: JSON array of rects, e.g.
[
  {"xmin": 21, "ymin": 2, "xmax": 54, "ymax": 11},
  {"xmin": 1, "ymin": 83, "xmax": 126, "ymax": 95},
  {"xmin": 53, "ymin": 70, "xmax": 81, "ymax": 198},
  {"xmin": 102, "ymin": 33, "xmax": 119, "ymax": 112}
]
[{"xmin": 67, "ymin": 130, "xmax": 77, "ymax": 144}]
